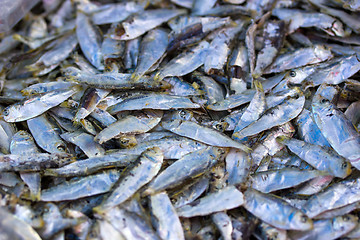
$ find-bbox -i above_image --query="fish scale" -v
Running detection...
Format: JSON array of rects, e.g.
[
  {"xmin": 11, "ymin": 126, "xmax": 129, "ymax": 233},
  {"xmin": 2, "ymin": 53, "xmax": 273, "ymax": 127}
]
[{"xmin": 0, "ymin": 0, "xmax": 359, "ymax": 239}]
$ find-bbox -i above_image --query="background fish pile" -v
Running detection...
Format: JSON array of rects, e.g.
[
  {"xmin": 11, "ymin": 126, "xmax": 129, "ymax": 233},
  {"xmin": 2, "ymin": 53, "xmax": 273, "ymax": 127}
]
[{"xmin": 0, "ymin": 0, "xmax": 360, "ymax": 239}]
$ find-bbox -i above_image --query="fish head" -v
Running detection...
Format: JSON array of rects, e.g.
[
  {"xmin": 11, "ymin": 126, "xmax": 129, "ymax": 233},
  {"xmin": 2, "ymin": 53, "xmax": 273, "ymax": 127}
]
[
  {"xmin": 2, "ymin": 104, "xmax": 21, "ymax": 122},
  {"xmin": 211, "ymin": 120, "xmax": 229, "ymax": 132},
  {"xmin": 332, "ymin": 215, "xmax": 358, "ymax": 233},
  {"xmin": 329, "ymin": 20, "xmax": 345, "ymax": 37},
  {"xmin": 333, "ymin": 159, "xmax": 352, "ymax": 178},
  {"xmin": 289, "ymin": 211, "xmax": 313, "ymax": 231},
  {"xmin": 119, "ymin": 135, "xmax": 137, "ymax": 148},
  {"xmin": 314, "ymin": 45, "xmax": 332, "ymax": 60}
]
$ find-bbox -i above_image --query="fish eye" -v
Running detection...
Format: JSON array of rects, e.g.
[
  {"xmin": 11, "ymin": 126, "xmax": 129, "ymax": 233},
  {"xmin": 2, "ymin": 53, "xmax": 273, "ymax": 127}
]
[
  {"xmin": 57, "ymin": 145, "xmax": 66, "ymax": 152},
  {"xmin": 342, "ymin": 162, "xmax": 348, "ymax": 169},
  {"xmin": 294, "ymin": 94, "xmax": 300, "ymax": 99},
  {"xmin": 3, "ymin": 108, "xmax": 9, "ymax": 116},
  {"xmin": 217, "ymin": 148, "xmax": 225, "ymax": 154},
  {"xmin": 269, "ymin": 233, "xmax": 278, "ymax": 240},
  {"xmin": 342, "ymin": 215, "xmax": 350, "ymax": 221},
  {"xmin": 321, "ymin": 98, "xmax": 327, "ymax": 104},
  {"xmin": 289, "ymin": 71, "xmax": 296, "ymax": 77},
  {"xmin": 215, "ymin": 123, "xmax": 224, "ymax": 131},
  {"xmin": 300, "ymin": 215, "xmax": 308, "ymax": 223},
  {"xmin": 179, "ymin": 110, "xmax": 187, "ymax": 117},
  {"xmin": 120, "ymin": 139, "xmax": 129, "ymax": 144}
]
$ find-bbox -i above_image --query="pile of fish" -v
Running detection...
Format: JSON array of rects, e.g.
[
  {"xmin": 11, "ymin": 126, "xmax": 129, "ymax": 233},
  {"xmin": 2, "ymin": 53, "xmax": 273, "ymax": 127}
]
[{"xmin": 0, "ymin": 0, "xmax": 360, "ymax": 239}]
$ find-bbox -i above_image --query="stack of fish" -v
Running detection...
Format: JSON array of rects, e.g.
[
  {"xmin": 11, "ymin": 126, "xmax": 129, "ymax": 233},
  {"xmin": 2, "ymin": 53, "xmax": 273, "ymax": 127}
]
[{"xmin": 0, "ymin": 0, "xmax": 359, "ymax": 239}]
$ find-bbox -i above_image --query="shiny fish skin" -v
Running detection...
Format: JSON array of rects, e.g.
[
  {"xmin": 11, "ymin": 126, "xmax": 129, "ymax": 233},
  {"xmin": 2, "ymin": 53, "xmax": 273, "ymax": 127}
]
[
  {"xmin": 272, "ymin": 8, "xmax": 345, "ymax": 37},
  {"xmin": 312, "ymin": 86, "xmax": 360, "ymax": 169},
  {"xmin": 73, "ymin": 88, "xmax": 110, "ymax": 123},
  {"xmin": 91, "ymin": 2, "xmax": 144, "ymax": 25},
  {"xmin": 61, "ymin": 130, "xmax": 105, "ymax": 158},
  {"xmin": 250, "ymin": 122, "xmax": 295, "ymax": 170},
  {"xmin": 10, "ymin": 130, "xmax": 40, "ymax": 155},
  {"xmin": 95, "ymin": 110, "xmax": 163, "ymax": 144},
  {"xmin": 294, "ymin": 175, "xmax": 334, "ymax": 196},
  {"xmin": 21, "ymin": 81, "xmax": 78, "ymax": 96},
  {"xmin": 251, "ymin": 168, "xmax": 326, "ymax": 193},
  {"xmin": 254, "ymin": 222, "xmax": 287, "ymax": 240},
  {"xmin": 112, "ymin": 136, "xmax": 207, "ymax": 159},
  {"xmin": 76, "ymin": 12, "xmax": 104, "ymax": 70},
  {"xmin": 64, "ymin": 67, "xmax": 168, "ymax": 90},
  {"xmin": 302, "ymin": 177, "xmax": 360, "ymax": 218},
  {"xmin": 131, "ymin": 28, "xmax": 169, "ymax": 81},
  {"xmin": 107, "ymin": 93, "xmax": 200, "ymax": 114},
  {"xmin": 232, "ymin": 80, "xmax": 266, "ymax": 137},
  {"xmin": 192, "ymin": 74, "xmax": 225, "ymax": 104},
  {"xmin": 264, "ymin": 45, "xmax": 333, "ymax": 74},
  {"xmin": 27, "ymin": 114, "xmax": 67, "ymax": 154},
  {"xmin": 161, "ymin": 119, "xmax": 251, "ymax": 152},
  {"xmin": 10, "ymin": 130, "xmax": 41, "ymax": 200},
  {"xmin": 145, "ymin": 147, "xmax": 226, "ymax": 195},
  {"xmin": 305, "ymin": 54, "xmax": 360, "ymax": 87},
  {"xmin": 212, "ymin": 212, "xmax": 233, "ymax": 240},
  {"xmin": 277, "ymin": 136, "xmax": 351, "ymax": 178},
  {"xmin": 155, "ymin": 41, "xmax": 209, "ymax": 80},
  {"xmin": 0, "ymin": 153, "xmax": 73, "ymax": 172},
  {"xmin": 44, "ymin": 154, "xmax": 138, "ymax": 177},
  {"xmin": 233, "ymin": 91, "xmax": 305, "ymax": 139},
  {"xmin": 2, "ymin": 0, "xmax": 360, "ymax": 238},
  {"xmin": 204, "ymin": 22, "xmax": 244, "ymax": 74},
  {"xmin": 206, "ymin": 89, "xmax": 255, "ymax": 111},
  {"xmin": 100, "ymin": 207, "xmax": 161, "ymax": 240},
  {"xmin": 3, "ymin": 87, "xmax": 81, "ymax": 122},
  {"xmin": 226, "ymin": 148, "xmax": 251, "ymax": 185},
  {"xmin": 294, "ymin": 109, "xmax": 330, "ymax": 147},
  {"xmin": 288, "ymin": 215, "xmax": 358, "ymax": 240},
  {"xmin": 40, "ymin": 170, "xmax": 120, "ymax": 202},
  {"xmin": 244, "ymin": 188, "xmax": 313, "ymax": 231},
  {"xmin": 176, "ymin": 186, "xmax": 244, "ymax": 218},
  {"xmin": 171, "ymin": 177, "xmax": 209, "ymax": 208},
  {"xmin": 150, "ymin": 192, "xmax": 185, "ymax": 240},
  {"xmin": 96, "ymin": 147, "xmax": 163, "ymax": 210},
  {"xmin": 112, "ymin": 9, "xmax": 186, "ymax": 40},
  {"xmin": 253, "ymin": 20, "xmax": 286, "ymax": 77}
]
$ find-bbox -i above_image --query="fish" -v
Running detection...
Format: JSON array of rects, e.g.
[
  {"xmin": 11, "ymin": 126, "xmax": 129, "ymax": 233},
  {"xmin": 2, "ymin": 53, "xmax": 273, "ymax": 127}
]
[
  {"xmin": 161, "ymin": 119, "xmax": 251, "ymax": 152},
  {"xmin": 2, "ymin": 87, "xmax": 81, "ymax": 122},
  {"xmin": 95, "ymin": 147, "xmax": 163, "ymax": 211},
  {"xmin": 40, "ymin": 170, "xmax": 120, "ymax": 201},
  {"xmin": 243, "ymin": 188, "xmax": 313, "ymax": 230},
  {"xmin": 176, "ymin": 186, "xmax": 244, "ymax": 217}
]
